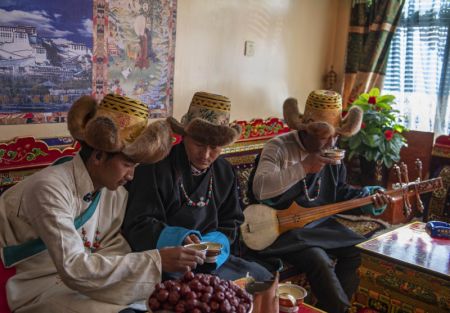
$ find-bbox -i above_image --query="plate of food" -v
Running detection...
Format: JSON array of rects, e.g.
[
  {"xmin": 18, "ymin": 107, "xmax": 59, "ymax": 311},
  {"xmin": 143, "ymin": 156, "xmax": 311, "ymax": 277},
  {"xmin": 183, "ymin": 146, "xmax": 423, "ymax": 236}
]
[{"xmin": 149, "ymin": 271, "xmax": 253, "ymax": 313}]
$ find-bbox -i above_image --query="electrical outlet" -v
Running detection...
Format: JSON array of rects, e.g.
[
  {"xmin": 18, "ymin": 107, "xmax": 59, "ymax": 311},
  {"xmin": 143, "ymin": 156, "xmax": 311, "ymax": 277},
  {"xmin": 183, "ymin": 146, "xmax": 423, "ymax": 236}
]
[{"xmin": 244, "ymin": 40, "xmax": 255, "ymax": 57}]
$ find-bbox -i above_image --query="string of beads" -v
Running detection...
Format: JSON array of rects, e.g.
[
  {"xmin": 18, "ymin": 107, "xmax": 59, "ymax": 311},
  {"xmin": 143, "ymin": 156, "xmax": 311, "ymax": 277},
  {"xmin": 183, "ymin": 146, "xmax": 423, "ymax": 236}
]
[
  {"xmin": 81, "ymin": 227, "xmax": 101, "ymax": 252},
  {"xmin": 180, "ymin": 175, "xmax": 213, "ymax": 207},
  {"xmin": 302, "ymin": 178, "xmax": 321, "ymax": 202}
]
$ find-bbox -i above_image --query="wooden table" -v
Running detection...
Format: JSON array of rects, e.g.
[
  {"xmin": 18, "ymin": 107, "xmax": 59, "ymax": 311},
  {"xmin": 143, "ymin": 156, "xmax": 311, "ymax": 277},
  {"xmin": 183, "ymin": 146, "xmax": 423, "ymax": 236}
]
[
  {"xmin": 354, "ymin": 222, "xmax": 450, "ymax": 313},
  {"xmin": 299, "ymin": 303, "xmax": 326, "ymax": 312}
]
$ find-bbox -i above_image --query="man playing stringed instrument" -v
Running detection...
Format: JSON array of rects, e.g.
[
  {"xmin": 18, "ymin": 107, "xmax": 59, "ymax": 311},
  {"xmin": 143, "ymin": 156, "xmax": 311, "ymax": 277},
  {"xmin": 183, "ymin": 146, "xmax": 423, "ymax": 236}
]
[{"xmin": 248, "ymin": 90, "xmax": 390, "ymax": 313}]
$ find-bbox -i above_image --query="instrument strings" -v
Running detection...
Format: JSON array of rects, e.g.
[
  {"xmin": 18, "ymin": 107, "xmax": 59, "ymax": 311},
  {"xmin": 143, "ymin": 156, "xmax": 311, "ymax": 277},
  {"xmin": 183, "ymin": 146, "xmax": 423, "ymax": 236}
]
[{"xmin": 243, "ymin": 196, "xmax": 373, "ymax": 231}]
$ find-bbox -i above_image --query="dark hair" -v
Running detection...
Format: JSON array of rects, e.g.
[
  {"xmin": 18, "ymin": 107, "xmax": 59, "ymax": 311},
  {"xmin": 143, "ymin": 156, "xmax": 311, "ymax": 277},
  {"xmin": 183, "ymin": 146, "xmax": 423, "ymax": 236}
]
[{"xmin": 78, "ymin": 141, "xmax": 117, "ymax": 162}]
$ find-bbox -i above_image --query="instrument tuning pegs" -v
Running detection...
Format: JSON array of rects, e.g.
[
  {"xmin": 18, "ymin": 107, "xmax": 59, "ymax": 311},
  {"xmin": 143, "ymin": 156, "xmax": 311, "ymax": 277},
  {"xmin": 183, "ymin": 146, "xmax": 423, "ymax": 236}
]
[
  {"xmin": 415, "ymin": 158, "xmax": 423, "ymax": 182},
  {"xmin": 400, "ymin": 162, "xmax": 410, "ymax": 185}
]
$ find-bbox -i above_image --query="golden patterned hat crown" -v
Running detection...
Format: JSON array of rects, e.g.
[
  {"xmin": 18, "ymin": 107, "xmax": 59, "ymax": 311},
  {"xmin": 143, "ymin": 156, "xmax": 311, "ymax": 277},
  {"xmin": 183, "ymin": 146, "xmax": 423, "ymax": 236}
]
[
  {"xmin": 303, "ymin": 90, "xmax": 342, "ymax": 128},
  {"xmin": 97, "ymin": 94, "xmax": 149, "ymax": 143},
  {"xmin": 283, "ymin": 90, "xmax": 362, "ymax": 138},
  {"xmin": 67, "ymin": 94, "xmax": 172, "ymax": 163},
  {"xmin": 167, "ymin": 91, "xmax": 241, "ymax": 147},
  {"xmin": 100, "ymin": 93, "xmax": 149, "ymax": 120},
  {"xmin": 181, "ymin": 92, "xmax": 232, "ymax": 126}
]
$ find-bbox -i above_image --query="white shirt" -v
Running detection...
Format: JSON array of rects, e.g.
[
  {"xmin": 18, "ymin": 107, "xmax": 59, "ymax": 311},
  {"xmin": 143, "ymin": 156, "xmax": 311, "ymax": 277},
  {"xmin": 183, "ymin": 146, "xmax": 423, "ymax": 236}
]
[
  {"xmin": 0, "ymin": 154, "xmax": 161, "ymax": 313},
  {"xmin": 252, "ymin": 131, "xmax": 309, "ymax": 200}
]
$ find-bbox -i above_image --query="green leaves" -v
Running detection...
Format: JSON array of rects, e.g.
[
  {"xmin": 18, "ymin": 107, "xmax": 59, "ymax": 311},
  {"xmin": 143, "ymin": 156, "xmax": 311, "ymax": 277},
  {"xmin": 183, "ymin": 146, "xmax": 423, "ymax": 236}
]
[{"xmin": 339, "ymin": 87, "xmax": 408, "ymax": 168}]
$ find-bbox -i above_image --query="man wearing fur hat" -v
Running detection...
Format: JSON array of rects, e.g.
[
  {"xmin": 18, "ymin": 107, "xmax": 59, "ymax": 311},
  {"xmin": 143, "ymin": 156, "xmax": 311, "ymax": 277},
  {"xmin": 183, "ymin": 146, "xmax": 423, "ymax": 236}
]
[
  {"xmin": 0, "ymin": 94, "xmax": 206, "ymax": 313},
  {"xmin": 248, "ymin": 90, "xmax": 390, "ymax": 313},
  {"xmin": 122, "ymin": 92, "xmax": 272, "ymax": 281}
]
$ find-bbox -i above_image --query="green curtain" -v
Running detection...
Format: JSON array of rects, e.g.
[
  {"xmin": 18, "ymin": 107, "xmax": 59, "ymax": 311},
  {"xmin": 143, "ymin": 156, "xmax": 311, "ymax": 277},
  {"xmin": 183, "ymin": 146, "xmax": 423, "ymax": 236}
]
[{"xmin": 343, "ymin": 0, "xmax": 405, "ymax": 108}]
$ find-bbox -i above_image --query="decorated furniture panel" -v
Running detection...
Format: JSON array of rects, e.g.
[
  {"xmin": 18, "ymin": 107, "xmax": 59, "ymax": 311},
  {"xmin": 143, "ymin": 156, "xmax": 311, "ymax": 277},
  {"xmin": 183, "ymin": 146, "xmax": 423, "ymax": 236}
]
[
  {"xmin": 427, "ymin": 135, "xmax": 450, "ymax": 223},
  {"xmin": 354, "ymin": 222, "xmax": 450, "ymax": 312}
]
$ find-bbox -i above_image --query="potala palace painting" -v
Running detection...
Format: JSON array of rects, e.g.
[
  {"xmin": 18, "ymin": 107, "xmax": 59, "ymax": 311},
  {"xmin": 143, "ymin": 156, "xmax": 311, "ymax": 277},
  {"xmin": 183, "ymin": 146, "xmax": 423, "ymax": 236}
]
[
  {"xmin": 0, "ymin": 0, "xmax": 176, "ymax": 124},
  {"xmin": 0, "ymin": 0, "xmax": 93, "ymax": 124}
]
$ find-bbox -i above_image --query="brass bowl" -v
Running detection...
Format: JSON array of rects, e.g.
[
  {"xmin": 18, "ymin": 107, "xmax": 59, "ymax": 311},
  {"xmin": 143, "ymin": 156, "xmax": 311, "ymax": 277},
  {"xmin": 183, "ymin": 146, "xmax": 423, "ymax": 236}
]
[{"xmin": 321, "ymin": 148, "xmax": 345, "ymax": 160}]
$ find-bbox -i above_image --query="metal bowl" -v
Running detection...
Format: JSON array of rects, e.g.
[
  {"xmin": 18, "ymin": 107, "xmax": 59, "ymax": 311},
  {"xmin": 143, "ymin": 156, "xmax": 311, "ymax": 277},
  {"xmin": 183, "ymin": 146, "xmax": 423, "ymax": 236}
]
[
  {"xmin": 200, "ymin": 241, "xmax": 223, "ymax": 263},
  {"xmin": 321, "ymin": 148, "xmax": 345, "ymax": 160}
]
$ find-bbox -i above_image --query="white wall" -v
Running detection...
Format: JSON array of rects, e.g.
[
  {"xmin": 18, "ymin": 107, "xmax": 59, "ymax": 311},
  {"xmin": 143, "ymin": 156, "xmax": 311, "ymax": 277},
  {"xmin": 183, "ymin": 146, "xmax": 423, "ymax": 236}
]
[{"xmin": 0, "ymin": 0, "xmax": 351, "ymax": 141}]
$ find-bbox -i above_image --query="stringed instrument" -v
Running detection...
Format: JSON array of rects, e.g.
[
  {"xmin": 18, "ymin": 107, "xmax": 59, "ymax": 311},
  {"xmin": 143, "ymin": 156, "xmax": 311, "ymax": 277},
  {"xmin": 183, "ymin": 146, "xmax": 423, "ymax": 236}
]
[{"xmin": 241, "ymin": 177, "xmax": 443, "ymax": 251}]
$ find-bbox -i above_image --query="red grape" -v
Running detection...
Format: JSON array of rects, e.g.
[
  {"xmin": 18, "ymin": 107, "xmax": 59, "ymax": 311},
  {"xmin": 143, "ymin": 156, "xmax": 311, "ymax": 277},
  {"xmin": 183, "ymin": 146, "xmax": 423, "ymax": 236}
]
[
  {"xmin": 156, "ymin": 289, "xmax": 169, "ymax": 302},
  {"xmin": 185, "ymin": 291, "xmax": 197, "ymax": 300},
  {"xmin": 183, "ymin": 271, "xmax": 195, "ymax": 281},
  {"xmin": 210, "ymin": 300, "xmax": 220, "ymax": 311},
  {"xmin": 168, "ymin": 290, "xmax": 180, "ymax": 304},
  {"xmin": 148, "ymin": 297, "xmax": 160, "ymax": 310},
  {"xmin": 180, "ymin": 283, "xmax": 191, "ymax": 296},
  {"xmin": 201, "ymin": 292, "xmax": 212, "ymax": 303}
]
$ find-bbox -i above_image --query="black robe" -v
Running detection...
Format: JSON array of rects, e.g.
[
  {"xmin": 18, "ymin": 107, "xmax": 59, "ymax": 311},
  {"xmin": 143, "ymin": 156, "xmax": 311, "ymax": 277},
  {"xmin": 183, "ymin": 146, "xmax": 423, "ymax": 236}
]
[
  {"xmin": 123, "ymin": 142, "xmax": 271, "ymax": 280},
  {"xmin": 248, "ymin": 162, "xmax": 367, "ymax": 257}
]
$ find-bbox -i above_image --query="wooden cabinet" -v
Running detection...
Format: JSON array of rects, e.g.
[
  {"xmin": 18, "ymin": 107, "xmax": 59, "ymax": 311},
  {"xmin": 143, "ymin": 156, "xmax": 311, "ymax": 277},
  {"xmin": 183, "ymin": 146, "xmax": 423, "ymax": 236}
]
[{"xmin": 354, "ymin": 222, "xmax": 450, "ymax": 313}]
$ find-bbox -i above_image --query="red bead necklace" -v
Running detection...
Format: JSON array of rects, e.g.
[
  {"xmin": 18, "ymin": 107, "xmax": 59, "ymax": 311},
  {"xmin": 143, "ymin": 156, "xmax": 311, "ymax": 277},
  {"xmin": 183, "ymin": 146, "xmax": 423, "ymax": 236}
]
[{"xmin": 81, "ymin": 227, "xmax": 101, "ymax": 252}]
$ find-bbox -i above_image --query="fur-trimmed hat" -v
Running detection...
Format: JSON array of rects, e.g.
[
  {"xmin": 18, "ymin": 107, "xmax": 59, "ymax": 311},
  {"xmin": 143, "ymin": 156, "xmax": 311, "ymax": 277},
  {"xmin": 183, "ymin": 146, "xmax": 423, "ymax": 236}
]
[
  {"xmin": 283, "ymin": 90, "xmax": 363, "ymax": 138},
  {"xmin": 167, "ymin": 92, "xmax": 241, "ymax": 147},
  {"xmin": 67, "ymin": 94, "xmax": 172, "ymax": 163}
]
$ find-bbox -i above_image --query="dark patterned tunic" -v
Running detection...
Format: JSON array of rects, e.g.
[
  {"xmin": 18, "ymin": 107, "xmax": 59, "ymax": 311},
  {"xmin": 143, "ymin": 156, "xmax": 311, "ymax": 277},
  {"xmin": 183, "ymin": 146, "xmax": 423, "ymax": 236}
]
[{"xmin": 123, "ymin": 142, "xmax": 271, "ymax": 280}]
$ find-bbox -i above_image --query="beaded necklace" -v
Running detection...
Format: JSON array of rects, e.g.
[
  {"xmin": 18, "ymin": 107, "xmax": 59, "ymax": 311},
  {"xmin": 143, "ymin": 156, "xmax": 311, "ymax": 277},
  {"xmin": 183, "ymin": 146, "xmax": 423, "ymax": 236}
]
[
  {"xmin": 180, "ymin": 175, "xmax": 213, "ymax": 207},
  {"xmin": 80, "ymin": 192, "xmax": 101, "ymax": 252},
  {"xmin": 81, "ymin": 227, "xmax": 101, "ymax": 252},
  {"xmin": 302, "ymin": 178, "xmax": 321, "ymax": 202}
]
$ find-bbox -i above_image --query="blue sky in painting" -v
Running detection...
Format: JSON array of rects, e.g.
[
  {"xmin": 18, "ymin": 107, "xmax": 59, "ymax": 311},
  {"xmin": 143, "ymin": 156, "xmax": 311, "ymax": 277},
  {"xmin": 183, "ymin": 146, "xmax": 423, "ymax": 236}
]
[{"xmin": 0, "ymin": 0, "xmax": 92, "ymax": 47}]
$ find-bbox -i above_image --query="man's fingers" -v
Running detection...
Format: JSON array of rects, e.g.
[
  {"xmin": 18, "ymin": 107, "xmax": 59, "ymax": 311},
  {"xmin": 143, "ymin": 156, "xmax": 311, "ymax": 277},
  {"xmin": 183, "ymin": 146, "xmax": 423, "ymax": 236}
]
[{"xmin": 180, "ymin": 247, "xmax": 206, "ymax": 264}]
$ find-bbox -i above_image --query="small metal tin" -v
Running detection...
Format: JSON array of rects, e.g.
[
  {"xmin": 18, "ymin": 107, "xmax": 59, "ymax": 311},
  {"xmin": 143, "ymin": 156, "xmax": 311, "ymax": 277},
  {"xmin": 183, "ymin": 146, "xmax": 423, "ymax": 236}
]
[{"xmin": 278, "ymin": 283, "xmax": 307, "ymax": 313}]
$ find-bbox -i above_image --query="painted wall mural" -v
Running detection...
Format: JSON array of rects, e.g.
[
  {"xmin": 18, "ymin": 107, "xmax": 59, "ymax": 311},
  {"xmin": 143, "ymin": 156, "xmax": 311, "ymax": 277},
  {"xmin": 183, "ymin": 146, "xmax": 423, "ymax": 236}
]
[{"xmin": 0, "ymin": 0, "xmax": 176, "ymax": 124}]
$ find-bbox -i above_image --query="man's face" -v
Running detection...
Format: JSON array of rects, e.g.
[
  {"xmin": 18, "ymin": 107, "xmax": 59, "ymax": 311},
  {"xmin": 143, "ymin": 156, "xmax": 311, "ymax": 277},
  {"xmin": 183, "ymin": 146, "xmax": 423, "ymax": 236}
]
[
  {"xmin": 302, "ymin": 132, "xmax": 339, "ymax": 153},
  {"xmin": 184, "ymin": 136, "xmax": 223, "ymax": 170},
  {"xmin": 94, "ymin": 152, "xmax": 137, "ymax": 190}
]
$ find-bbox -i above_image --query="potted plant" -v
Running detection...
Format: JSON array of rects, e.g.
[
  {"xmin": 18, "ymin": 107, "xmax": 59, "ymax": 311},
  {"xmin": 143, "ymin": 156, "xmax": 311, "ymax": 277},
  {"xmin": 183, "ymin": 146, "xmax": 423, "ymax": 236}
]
[{"xmin": 340, "ymin": 88, "xmax": 408, "ymax": 185}]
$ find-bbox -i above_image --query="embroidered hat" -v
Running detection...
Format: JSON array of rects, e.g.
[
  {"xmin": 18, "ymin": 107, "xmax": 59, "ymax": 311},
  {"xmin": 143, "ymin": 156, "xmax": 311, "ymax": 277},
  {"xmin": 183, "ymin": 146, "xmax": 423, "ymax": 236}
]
[
  {"xmin": 167, "ymin": 91, "xmax": 241, "ymax": 146},
  {"xmin": 67, "ymin": 94, "xmax": 172, "ymax": 163},
  {"xmin": 283, "ymin": 90, "xmax": 362, "ymax": 138}
]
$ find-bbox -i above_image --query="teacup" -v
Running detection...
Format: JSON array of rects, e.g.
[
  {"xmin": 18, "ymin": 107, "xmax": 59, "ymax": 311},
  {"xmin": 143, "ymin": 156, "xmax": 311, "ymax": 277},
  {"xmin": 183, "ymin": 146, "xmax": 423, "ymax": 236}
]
[
  {"xmin": 201, "ymin": 242, "xmax": 222, "ymax": 263},
  {"xmin": 278, "ymin": 283, "xmax": 307, "ymax": 313},
  {"xmin": 183, "ymin": 243, "xmax": 207, "ymax": 257}
]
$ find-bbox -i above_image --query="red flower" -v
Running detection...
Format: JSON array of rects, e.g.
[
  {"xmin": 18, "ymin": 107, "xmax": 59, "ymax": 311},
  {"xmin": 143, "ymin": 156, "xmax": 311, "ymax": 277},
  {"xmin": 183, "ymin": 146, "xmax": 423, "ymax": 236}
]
[
  {"xmin": 384, "ymin": 129, "xmax": 394, "ymax": 141},
  {"xmin": 361, "ymin": 122, "xmax": 366, "ymax": 129},
  {"xmin": 368, "ymin": 96, "xmax": 377, "ymax": 104}
]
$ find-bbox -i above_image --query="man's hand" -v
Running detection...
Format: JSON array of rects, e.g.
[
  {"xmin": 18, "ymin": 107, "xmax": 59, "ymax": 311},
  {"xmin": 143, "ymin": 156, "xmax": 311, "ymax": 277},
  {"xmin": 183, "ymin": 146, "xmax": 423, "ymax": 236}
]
[
  {"xmin": 302, "ymin": 153, "xmax": 340, "ymax": 174},
  {"xmin": 183, "ymin": 234, "xmax": 201, "ymax": 245},
  {"xmin": 159, "ymin": 246, "xmax": 206, "ymax": 273},
  {"xmin": 371, "ymin": 189, "xmax": 391, "ymax": 208}
]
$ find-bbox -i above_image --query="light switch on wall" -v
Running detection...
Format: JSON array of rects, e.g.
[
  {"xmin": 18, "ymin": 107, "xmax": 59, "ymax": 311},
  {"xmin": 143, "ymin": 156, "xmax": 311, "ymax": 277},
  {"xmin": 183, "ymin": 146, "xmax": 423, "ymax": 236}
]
[{"xmin": 244, "ymin": 40, "xmax": 255, "ymax": 57}]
